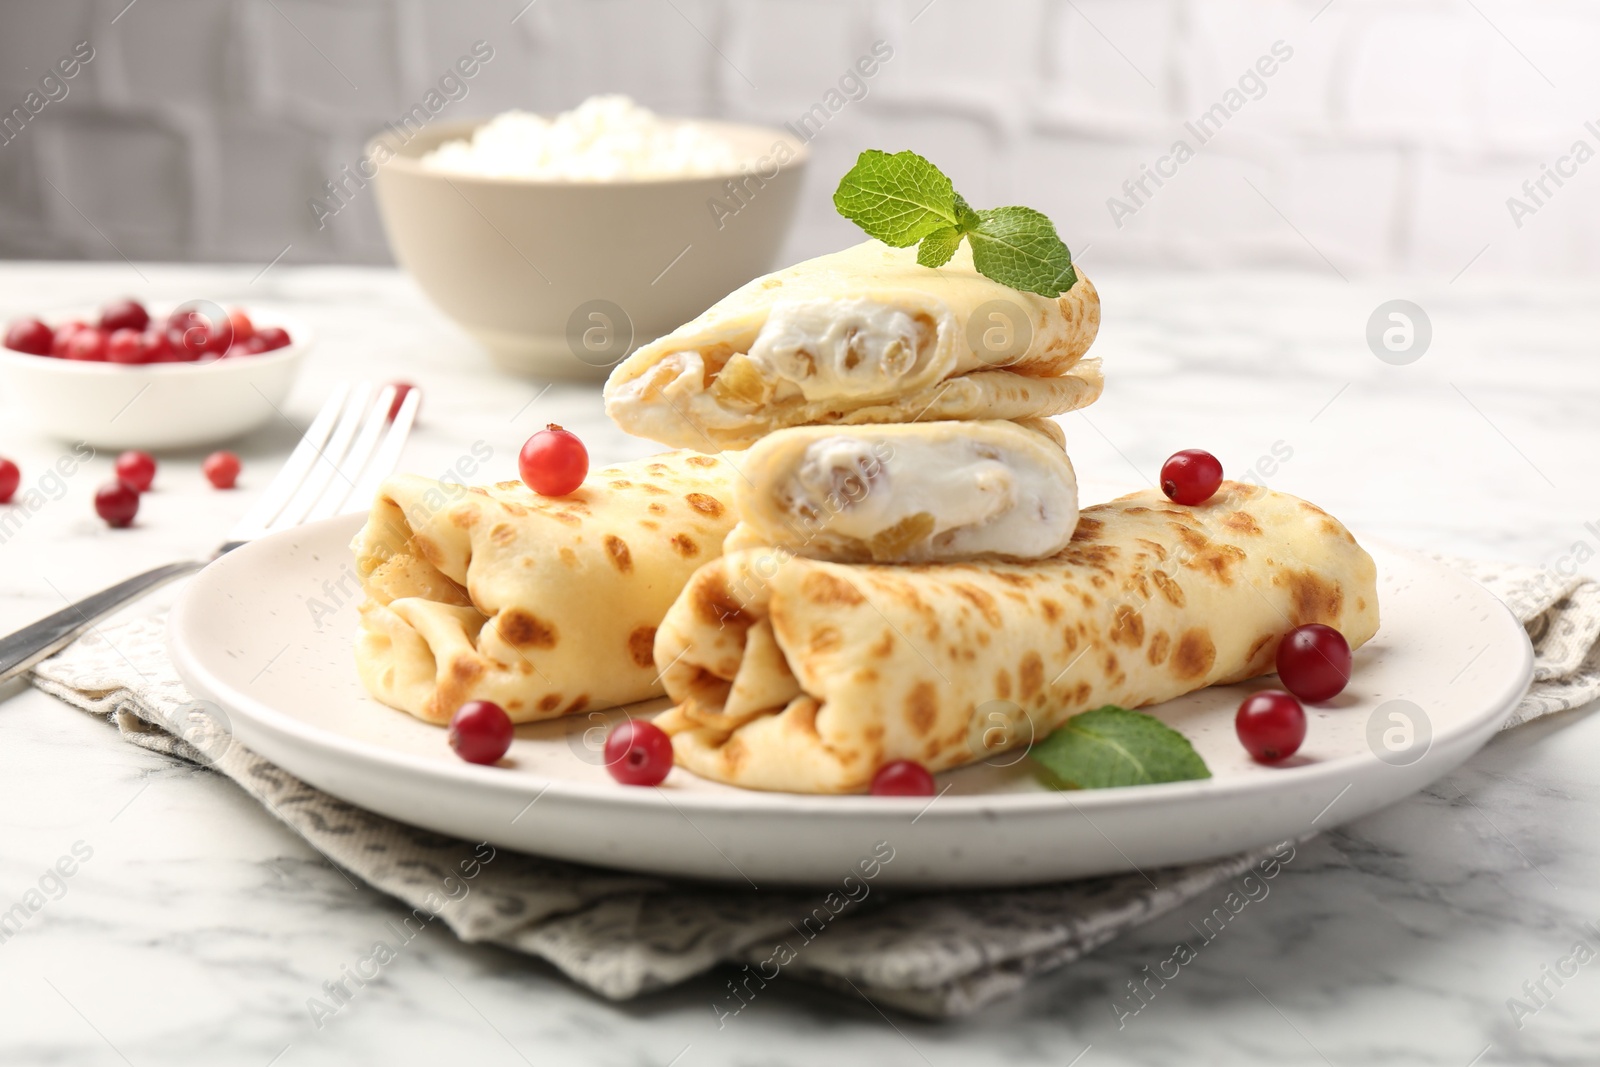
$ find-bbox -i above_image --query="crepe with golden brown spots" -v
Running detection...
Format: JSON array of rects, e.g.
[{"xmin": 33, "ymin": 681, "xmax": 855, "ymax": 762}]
[
  {"xmin": 722, "ymin": 419, "xmax": 1079, "ymax": 563},
  {"xmin": 351, "ymin": 451, "xmax": 739, "ymax": 724},
  {"xmin": 652, "ymin": 482, "xmax": 1379, "ymax": 793},
  {"xmin": 604, "ymin": 240, "xmax": 1102, "ymax": 450}
]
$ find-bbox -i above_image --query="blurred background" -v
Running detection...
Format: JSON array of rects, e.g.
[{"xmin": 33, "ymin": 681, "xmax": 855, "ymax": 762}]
[{"xmin": 1, "ymin": 0, "xmax": 1590, "ymax": 280}]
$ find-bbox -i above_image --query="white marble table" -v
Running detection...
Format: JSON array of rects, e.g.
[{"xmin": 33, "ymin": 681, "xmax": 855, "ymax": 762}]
[{"xmin": 1, "ymin": 261, "xmax": 1596, "ymax": 1066}]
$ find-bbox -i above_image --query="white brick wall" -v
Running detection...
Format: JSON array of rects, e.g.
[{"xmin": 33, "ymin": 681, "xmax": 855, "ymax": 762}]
[{"xmin": 1, "ymin": 0, "xmax": 1597, "ymax": 277}]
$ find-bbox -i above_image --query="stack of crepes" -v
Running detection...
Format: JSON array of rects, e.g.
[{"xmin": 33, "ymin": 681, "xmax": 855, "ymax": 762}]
[
  {"xmin": 604, "ymin": 240, "xmax": 1380, "ymax": 794},
  {"xmin": 350, "ymin": 238, "xmax": 1380, "ymax": 796}
]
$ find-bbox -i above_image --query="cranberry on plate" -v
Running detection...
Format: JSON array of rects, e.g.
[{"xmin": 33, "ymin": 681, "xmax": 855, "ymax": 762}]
[
  {"xmin": 202, "ymin": 451, "xmax": 241, "ymax": 489},
  {"xmin": 519, "ymin": 424, "xmax": 588, "ymax": 497},
  {"xmin": 448, "ymin": 700, "xmax": 515, "ymax": 765},
  {"xmin": 93, "ymin": 480, "xmax": 139, "ymax": 528},
  {"xmin": 1275, "ymin": 624, "xmax": 1353, "ymax": 703},
  {"xmin": 870, "ymin": 759, "xmax": 937, "ymax": 796},
  {"xmin": 604, "ymin": 719, "xmax": 673, "ymax": 786},
  {"xmin": 1160, "ymin": 449, "xmax": 1224, "ymax": 506},
  {"xmin": 1235, "ymin": 690, "xmax": 1306, "ymax": 763},
  {"xmin": 4, "ymin": 318, "xmax": 53, "ymax": 356}
]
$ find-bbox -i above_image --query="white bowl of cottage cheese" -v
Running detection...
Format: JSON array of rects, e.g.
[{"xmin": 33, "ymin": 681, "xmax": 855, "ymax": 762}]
[{"xmin": 369, "ymin": 96, "xmax": 808, "ymax": 379}]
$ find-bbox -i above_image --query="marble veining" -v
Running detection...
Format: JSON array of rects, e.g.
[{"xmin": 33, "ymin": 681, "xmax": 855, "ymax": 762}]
[{"xmin": 0, "ymin": 262, "xmax": 1597, "ymax": 1065}]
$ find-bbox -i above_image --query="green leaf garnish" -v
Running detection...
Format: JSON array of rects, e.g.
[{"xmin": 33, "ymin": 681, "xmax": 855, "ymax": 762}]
[
  {"xmin": 833, "ymin": 149, "xmax": 959, "ymax": 247},
  {"xmin": 834, "ymin": 151, "xmax": 1079, "ymax": 297},
  {"xmin": 968, "ymin": 206, "xmax": 1078, "ymax": 296},
  {"xmin": 1030, "ymin": 706, "xmax": 1211, "ymax": 790}
]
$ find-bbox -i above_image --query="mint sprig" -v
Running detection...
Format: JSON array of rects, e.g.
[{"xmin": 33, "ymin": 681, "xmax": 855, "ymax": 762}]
[
  {"xmin": 833, "ymin": 150, "xmax": 1079, "ymax": 297},
  {"xmin": 1030, "ymin": 706, "xmax": 1211, "ymax": 790}
]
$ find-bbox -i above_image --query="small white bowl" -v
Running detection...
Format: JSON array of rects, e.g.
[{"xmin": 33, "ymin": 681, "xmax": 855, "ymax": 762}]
[{"xmin": 0, "ymin": 314, "xmax": 311, "ymax": 450}]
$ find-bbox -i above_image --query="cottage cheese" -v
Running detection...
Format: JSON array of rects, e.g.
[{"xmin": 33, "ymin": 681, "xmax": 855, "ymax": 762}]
[{"xmin": 421, "ymin": 95, "xmax": 745, "ymax": 180}]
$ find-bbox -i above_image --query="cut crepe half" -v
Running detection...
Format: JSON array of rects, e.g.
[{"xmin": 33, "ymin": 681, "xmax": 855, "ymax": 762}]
[
  {"xmin": 723, "ymin": 418, "xmax": 1080, "ymax": 563},
  {"xmin": 653, "ymin": 482, "xmax": 1380, "ymax": 794},
  {"xmin": 604, "ymin": 239, "xmax": 1102, "ymax": 450},
  {"xmin": 352, "ymin": 451, "xmax": 739, "ymax": 724}
]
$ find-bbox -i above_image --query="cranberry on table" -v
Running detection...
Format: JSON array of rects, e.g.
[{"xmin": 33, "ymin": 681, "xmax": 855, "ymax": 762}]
[
  {"xmin": 386, "ymin": 381, "xmax": 417, "ymax": 421},
  {"xmin": 1160, "ymin": 449, "xmax": 1224, "ymax": 506},
  {"xmin": 1276, "ymin": 623, "xmax": 1352, "ymax": 703},
  {"xmin": 4, "ymin": 318, "xmax": 53, "ymax": 355},
  {"xmin": 66, "ymin": 327, "xmax": 109, "ymax": 362},
  {"xmin": 114, "ymin": 451, "xmax": 157, "ymax": 492},
  {"xmin": 870, "ymin": 759, "xmax": 937, "ymax": 796},
  {"xmin": 93, "ymin": 481, "xmax": 139, "ymax": 528},
  {"xmin": 448, "ymin": 700, "xmax": 515, "ymax": 765},
  {"xmin": 202, "ymin": 451, "xmax": 241, "ymax": 489},
  {"xmin": 99, "ymin": 298, "xmax": 149, "ymax": 333},
  {"xmin": 519, "ymin": 424, "xmax": 588, "ymax": 496},
  {"xmin": 106, "ymin": 328, "xmax": 146, "ymax": 365},
  {"xmin": 0, "ymin": 458, "xmax": 19, "ymax": 503},
  {"xmin": 603, "ymin": 719, "xmax": 674, "ymax": 785},
  {"xmin": 1235, "ymin": 690, "xmax": 1306, "ymax": 763}
]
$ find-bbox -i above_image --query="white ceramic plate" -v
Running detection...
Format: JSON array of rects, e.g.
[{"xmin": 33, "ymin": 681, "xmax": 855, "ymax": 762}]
[{"xmin": 168, "ymin": 506, "xmax": 1533, "ymax": 888}]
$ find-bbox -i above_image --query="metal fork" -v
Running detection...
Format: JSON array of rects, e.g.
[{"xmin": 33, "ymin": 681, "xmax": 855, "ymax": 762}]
[{"xmin": 0, "ymin": 382, "xmax": 418, "ymax": 684}]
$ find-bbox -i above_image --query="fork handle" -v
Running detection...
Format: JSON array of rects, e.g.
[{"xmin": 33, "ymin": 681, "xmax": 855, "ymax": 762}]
[{"xmin": 0, "ymin": 561, "xmax": 206, "ymax": 685}]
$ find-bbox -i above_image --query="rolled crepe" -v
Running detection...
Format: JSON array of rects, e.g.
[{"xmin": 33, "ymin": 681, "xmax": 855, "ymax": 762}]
[
  {"xmin": 604, "ymin": 240, "xmax": 1102, "ymax": 450},
  {"xmin": 652, "ymin": 482, "xmax": 1379, "ymax": 793},
  {"xmin": 723, "ymin": 419, "xmax": 1080, "ymax": 563},
  {"xmin": 352, "ymin": 450, "xmax": 739, "ymax": 724}
]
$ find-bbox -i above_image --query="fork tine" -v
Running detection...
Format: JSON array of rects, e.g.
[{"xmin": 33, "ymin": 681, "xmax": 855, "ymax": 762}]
[
  {"xmin": 228, "ymin": 384, "xmax": 350, "ymax": 542},
  {"xmin": 304, "ymin": 385, "xmax": 395, "ymax": 523},
  {"xmin": 343, "ymin": 387, "xmax": 420, "ymax": 514},
  {"xmin": 273, "ymin": 382, "xmax": 374, "ymax": 530}
]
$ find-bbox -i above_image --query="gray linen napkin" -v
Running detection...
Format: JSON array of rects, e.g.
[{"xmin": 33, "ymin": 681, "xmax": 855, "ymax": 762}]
[{"xmin": 27, "ymin": 556, "xmax": 1600, "ymax": 1018}]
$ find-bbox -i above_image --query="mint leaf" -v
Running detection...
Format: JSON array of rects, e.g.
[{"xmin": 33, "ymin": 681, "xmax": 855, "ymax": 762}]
[
  {"xmin": 833, "ymin": 151, "xmax": 1081, "ymax": 297},
  {"xmin": 967, "ymin": 206, "xmax": 1078, "ymax": 297},
  {"xmin": 833, "ymin": 150, "xmax": 959, "ymax": 247},
  {"xmin": 917, "ymin": 227, "xmax": 962, "ymax": 267},
  {"xmin": 1031, "ymin": 706, "xmax": 1211, "ymax": 790}
]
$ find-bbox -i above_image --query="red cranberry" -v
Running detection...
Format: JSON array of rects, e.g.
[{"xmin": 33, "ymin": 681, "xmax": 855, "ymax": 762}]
[
  {"xmin": 51, "ymin": 321, "xmax": 87, "ymax": 358},
  {"xmin": 870, "ymin": 759, "xmax": 937, "ymax": 796},
  {"xmin": 386, "ymin": 381, "xmax": 417, "ymax": 421},
  {"xmin": 140, "ymin": 328, "xmax": 173, "ymax": 362},
  {"xmin": 0, "ymin": 458, "xmax": 18, "ymax": 503},
  {"xmin": 65, "ymin": 327, "xmax": 108, "ymax": 362},
  {"xmin": 1160, "ymin": 449, "xmax": 1224, "ymax": 505},
  {"xmin": 254, "ymin": 325, "xmax": 291, "ymax": 352},
  {"xmin": 4, "ymin": 318, "xmax": 53, "ymax": 355},
  {"xmin": 202, "ymin": 451, "xmax": 241, "ymax": 489},
  {"xmin": 1235, "ymin": 690, "xmax": 1306, "ymax": 763},
  {"xmin": 99, "ymin": 298, "xmax": 149, "ymax": 333},
  {"xmin": 94, "ymin": 480, "xmax": 139, "ymax": 528},
  {"xmin": 519, "ymin": 424, "xmax": 588, "ymax": 496},
  {"xmin": 448, "ymin": 700, "xmax": 515, "ymax": 765},
  {"xmin": 227, "ymin": 308, "xmax": 254, "ymax": 343},
  {"xmin": 106, "ymin": 328, "xmax": 145, "ymax": 365},
  {"xmin": 603, "ymin": 719, "xmax": 674, "ymax": 786},
  {"xmin": 1276, "ymin": 624, "xmax": 1352, "ymax": 703},
  {"xmin": 167, "ymin": 326, "xmax": 203, "ymax": 361},
  {"xmin": 114, "ymin": 451, "xmax": 157, "ymax": 492}
]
